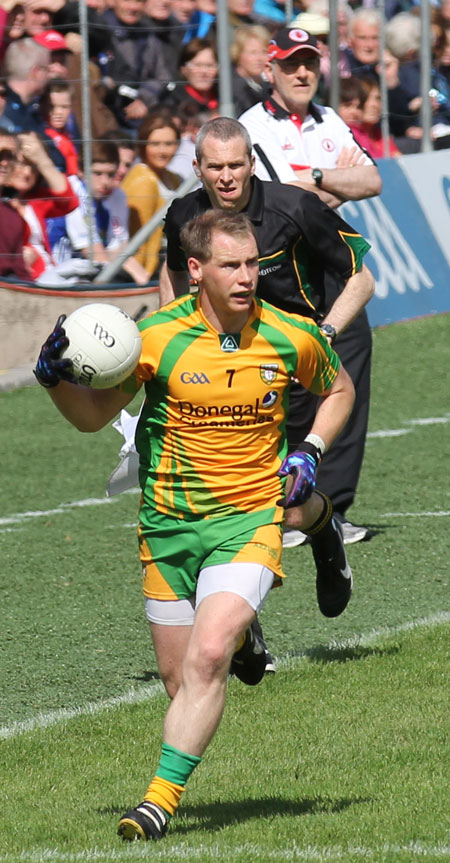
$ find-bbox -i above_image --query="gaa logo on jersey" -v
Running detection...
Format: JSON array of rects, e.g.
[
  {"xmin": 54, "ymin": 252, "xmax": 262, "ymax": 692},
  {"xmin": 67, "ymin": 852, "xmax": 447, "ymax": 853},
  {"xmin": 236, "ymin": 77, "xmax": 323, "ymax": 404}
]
[
  {"xmin": 262, "ymin": 390, "xmax": 278, "ymax": 408},
  {"xmin": 260, "ymin": 363, "xmax": 278, "ymax": 384},
  {"xmin": 180, "ymin": 372, "xmax": 210, "ymax": 384}
]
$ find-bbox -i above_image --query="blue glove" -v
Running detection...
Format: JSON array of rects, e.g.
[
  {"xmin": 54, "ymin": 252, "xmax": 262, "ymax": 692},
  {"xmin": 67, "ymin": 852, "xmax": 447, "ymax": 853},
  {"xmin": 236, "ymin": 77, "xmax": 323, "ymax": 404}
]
[
  {"xmin": 277, "ymin": 443, "xmax": 321, "ymax": 508},
  {"xmin": 34, "ymin": 315, "xmax": 77, "ymax": 388}
]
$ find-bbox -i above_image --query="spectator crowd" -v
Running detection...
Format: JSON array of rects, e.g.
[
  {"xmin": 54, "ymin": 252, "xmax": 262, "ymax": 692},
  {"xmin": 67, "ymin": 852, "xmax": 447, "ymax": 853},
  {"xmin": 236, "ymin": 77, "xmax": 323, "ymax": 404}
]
[{"xmin": 0, "ymin": 0, "xmax": 449, "ymax": 284}]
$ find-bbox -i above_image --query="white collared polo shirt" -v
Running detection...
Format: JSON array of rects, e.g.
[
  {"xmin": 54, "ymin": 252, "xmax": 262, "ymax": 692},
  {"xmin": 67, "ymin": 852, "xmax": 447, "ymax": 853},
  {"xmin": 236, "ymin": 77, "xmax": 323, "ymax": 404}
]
[{"xmin": 239, "ymin": 97, "xmax": 375, "ymax": 182}]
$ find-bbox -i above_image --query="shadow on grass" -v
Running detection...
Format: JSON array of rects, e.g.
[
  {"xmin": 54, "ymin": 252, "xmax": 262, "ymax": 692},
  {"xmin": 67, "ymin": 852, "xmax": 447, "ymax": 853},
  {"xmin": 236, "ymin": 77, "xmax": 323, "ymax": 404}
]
[
  {"xmin": 296, "ymin": 643, "xmax": 400, "ymax": 664},
  {"xmin": 130, "ymin": 670, "xmax": 161, "ymax": 682},
  {"xmin": 129, "ymin": 644, "xmax": 400, "ymax": 683},
  {"xmin": 98, "ymin": 794, "xmax": 373, "ymax": 831},
  {"xmin": 173, "ymin": 794, "xmax": 373, "ymax": 835}
]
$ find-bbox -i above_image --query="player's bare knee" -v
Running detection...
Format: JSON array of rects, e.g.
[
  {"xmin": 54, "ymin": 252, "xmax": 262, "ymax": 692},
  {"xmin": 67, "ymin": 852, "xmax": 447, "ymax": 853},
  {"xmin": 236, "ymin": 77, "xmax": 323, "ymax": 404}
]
[{"xmin": 186, "ymin": 635, "xmax": 230, "ymax": 685}]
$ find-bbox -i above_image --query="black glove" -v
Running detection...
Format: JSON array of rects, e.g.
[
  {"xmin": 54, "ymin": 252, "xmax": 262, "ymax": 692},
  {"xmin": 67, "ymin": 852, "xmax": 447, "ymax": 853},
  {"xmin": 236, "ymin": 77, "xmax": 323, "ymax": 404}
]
[
  {"xmin": 33, "ymin": 314, "xmax": 77, "ymax": 388},
  {"xmin": 277, "ymin": 441, "xmax": 322, "ymax": 508}
]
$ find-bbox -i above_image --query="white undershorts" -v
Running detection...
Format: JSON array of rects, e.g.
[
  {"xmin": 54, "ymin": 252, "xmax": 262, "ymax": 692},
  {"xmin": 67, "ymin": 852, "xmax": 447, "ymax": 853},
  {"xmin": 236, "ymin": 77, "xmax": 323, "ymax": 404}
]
[{"xmin": 145, "ymin": 562, "xmax": 275, "ymax": 626}]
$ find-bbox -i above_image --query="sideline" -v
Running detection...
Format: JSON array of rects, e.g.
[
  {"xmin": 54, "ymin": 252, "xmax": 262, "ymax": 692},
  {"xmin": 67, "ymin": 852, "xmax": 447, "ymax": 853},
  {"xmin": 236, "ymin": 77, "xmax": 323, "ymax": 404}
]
[
  {"xmin": 1, "ymin": 610, "xmax": 449, "ymax": 742},
  {"xmin": 1, "ymin": 840, "xmax": 450, "ymax": 862}
]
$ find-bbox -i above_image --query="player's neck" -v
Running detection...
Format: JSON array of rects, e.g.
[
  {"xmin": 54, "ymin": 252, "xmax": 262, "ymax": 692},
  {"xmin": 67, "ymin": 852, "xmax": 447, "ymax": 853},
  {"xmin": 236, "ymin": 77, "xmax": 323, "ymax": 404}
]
[{"xmin": 200, "ymin": 295, "xmax": 253, "ymax": 333}]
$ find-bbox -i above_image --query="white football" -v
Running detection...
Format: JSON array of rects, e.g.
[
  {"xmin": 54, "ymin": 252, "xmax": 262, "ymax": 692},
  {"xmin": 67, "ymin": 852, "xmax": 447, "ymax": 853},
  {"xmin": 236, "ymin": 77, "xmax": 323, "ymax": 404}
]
[{"xmin": 61, "ymin": 303, "xmax": 142, "ymax": 389}]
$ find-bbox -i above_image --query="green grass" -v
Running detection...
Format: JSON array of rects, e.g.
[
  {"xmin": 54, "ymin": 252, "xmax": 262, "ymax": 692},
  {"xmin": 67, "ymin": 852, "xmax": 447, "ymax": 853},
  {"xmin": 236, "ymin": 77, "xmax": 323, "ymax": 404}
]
[{"xmin": 1, "ymin": 313, "xmax": 449, "ymax": 862}]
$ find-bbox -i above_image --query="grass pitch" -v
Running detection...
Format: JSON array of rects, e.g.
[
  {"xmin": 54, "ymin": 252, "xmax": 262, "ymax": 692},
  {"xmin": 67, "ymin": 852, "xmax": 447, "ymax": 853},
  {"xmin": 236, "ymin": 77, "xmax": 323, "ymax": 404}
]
[{"xmin": 0, "ymin": 313, "xmax": 449, "ymax": 862}]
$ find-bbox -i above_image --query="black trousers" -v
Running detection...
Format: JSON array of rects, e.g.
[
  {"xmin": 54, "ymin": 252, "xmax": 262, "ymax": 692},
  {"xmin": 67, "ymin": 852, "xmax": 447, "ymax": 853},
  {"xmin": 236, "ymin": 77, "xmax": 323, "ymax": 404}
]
[{"xmin": 286, "ymin": 308, "xmax": 372, "ymax": 517}]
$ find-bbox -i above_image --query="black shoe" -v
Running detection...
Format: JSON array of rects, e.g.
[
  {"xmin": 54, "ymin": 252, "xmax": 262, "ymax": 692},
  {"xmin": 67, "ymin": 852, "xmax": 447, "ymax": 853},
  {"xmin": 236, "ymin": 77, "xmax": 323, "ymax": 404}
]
[
  {"xmin": 118, "ymin": 800, "xmax": 168, "ymax": 841},
  {"xmin": 251, "ymin": 616, "xmax": 276, "ymax": 674},
  {"xmin": 312, "ymin": 517, "xmax": 353, "ymax": 618},
  {"xmin": 230, "ymin": 619, "xmax": 267, "ymax": 685}
]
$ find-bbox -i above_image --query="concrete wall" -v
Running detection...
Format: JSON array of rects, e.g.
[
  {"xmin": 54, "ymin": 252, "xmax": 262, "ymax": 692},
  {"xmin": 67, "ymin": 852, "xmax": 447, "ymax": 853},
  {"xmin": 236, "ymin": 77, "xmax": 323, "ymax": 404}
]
[{"xmin": 0, "ymin": 287, "xmax": 159, "ymax": 372}]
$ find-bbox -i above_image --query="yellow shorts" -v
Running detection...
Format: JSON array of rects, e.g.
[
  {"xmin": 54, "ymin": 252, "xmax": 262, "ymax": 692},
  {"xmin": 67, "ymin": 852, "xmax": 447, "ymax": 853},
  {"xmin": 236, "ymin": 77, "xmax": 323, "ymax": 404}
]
[{"xmin": 139, "ymin": 510, "xmax": 284, "ymax": 600}]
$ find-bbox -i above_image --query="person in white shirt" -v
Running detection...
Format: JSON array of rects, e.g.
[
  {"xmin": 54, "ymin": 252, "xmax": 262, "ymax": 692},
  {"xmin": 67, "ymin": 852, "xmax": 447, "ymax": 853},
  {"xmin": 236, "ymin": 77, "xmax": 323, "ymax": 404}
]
[
  {"xmin": 239, "ymin": 27, "xmax": 381, "ymax": 204},
  {"xmin": 49, "ymin": 140, "xmax": 149, "ymax": 284}
]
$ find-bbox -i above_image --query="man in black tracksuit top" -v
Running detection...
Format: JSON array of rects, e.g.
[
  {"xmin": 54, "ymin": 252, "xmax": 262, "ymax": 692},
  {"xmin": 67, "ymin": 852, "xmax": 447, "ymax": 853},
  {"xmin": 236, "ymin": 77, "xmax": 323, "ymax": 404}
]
[{"xmin": 160, "ymin": 118, "xmax": 374, "ymax": 552}]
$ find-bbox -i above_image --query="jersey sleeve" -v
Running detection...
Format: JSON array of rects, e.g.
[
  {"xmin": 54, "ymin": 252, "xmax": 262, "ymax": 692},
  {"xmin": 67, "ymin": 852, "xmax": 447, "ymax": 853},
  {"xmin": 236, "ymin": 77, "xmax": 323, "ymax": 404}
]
[
  {"xmin": 293, "ymin": 319, "xmax": 341, "ymax": 395},
  {"xmin": 119, "ymin": 338, "xmax": 155, "ymax": 396}
]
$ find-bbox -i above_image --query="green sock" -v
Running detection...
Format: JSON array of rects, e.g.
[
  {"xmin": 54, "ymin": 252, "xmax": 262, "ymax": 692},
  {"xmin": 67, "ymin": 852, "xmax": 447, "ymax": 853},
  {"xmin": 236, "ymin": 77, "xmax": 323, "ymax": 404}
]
[{"xmin": 155, "ymin": 742, "xmax": 202, "ymax": 786}]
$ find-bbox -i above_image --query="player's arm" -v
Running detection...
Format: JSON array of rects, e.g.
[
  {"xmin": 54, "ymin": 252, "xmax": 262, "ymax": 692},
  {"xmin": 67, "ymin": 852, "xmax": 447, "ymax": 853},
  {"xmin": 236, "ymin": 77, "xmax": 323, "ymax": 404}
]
[
  {"xmin": 308, "ymin": 365, "xmax": 355, "ymax": 450},
  {"xmin": 278, "ymin": 365, "xmax": 354, "ymax": 507},
  {"xmin": 321, "ymin": 264, "xmax": 375, "ymax": 336},
  {"xmin": 48, "ymin": 381, "xmax": 136, "ymax": 432},
  {"xmin": 159, "ymin": 261, "xmax": 190, "ymax": 306}
]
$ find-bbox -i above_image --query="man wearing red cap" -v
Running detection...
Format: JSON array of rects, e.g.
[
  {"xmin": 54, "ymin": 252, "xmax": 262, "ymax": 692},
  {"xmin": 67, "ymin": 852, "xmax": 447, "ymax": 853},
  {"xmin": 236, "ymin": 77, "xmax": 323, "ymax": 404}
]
[
  {"xmin": 239, "ymin": 27, "xmax": 381, "ymax": 546},
  {"xmin": 239, "ymin": 27, "xmax": 381, "ymax": 200},
  {"xmin": 34, "ymin": 29, "xmax": 72, "ymax": 79}
]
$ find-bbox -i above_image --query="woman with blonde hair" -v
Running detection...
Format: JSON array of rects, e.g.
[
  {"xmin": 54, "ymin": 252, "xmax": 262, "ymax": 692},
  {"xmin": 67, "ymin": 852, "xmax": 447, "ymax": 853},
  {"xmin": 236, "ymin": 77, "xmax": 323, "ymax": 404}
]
[{"xmin": 231, "ymin": 23, "xmax": 271, "ymax": 115}]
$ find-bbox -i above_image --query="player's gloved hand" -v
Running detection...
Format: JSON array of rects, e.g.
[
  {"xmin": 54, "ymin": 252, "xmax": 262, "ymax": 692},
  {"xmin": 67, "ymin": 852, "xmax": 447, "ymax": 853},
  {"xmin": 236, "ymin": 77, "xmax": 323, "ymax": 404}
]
[
  {"xmin": 277, "ymin": 442, "xmax": 322, "ymax": 508},
  {"xmin": 33, "ymin": 314, "xmax": 77, "ymax": 388}
]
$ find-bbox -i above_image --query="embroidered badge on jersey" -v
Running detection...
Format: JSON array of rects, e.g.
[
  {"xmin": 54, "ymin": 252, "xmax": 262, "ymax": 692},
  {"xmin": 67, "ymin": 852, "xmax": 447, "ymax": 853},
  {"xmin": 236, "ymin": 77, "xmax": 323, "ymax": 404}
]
[
  {"xmin": 322, "ymin": 138, "xmax": 336, "ymax": 153},
  {"xmin": 282, "ymin": 137, "xmax": 295, "ymax": 151},
  {"xmin": 260, "ymin": 363, "xmax": 279, "ymax": 383}
]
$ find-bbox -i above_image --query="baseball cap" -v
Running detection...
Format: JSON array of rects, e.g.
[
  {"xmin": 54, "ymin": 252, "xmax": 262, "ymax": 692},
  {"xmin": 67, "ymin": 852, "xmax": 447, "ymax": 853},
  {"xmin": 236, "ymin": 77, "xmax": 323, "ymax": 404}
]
[
  {"xmin": 290, "ymin": 13, "xmax": 330, "ymax": 36},
  {"xmin": 267, "ymin": 28, "xmax": 321, "ymax": 62},
  {"xmin": 33, "ymin": 30, "xmax": 69, "ymax": 52}
]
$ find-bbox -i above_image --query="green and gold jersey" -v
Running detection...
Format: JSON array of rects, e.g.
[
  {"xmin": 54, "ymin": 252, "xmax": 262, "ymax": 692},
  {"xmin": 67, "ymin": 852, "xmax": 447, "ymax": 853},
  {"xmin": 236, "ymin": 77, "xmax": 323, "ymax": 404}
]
[{"xmin": 122, "ymin": 294, "xmax": 340, "ymax": 521}]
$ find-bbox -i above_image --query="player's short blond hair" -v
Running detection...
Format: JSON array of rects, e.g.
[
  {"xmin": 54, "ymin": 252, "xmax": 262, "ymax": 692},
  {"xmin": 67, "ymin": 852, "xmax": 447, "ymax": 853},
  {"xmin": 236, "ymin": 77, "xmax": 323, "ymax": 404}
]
[{"xmin": 180, "ymin": 210, "xmax": 258, "ymax": 262}]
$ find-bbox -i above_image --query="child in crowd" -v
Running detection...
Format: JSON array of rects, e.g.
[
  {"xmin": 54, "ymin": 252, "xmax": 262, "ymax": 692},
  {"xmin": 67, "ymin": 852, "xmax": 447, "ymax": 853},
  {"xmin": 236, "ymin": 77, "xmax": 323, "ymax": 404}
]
[
  {"xmin": 47, "ymin": 139, "xmax": 149, "ymax": 285},
  {"xmin": 335, "ymin": 76, "xmax": 401, "ymax": 159},
  {"xmin": 40, "ymin": 79, "xmax": 79, "ymax": 177},
  {"xmin": 101, "ymin": 129, "xmax": 137, "ymax": 185}
]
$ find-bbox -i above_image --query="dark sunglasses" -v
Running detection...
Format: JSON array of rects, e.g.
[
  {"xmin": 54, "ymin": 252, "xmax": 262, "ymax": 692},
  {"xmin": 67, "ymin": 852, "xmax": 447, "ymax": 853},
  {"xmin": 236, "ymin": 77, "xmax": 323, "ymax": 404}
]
[{"xmin": 0, "ymin": 148, "xmax": 16, "ymax": 161}]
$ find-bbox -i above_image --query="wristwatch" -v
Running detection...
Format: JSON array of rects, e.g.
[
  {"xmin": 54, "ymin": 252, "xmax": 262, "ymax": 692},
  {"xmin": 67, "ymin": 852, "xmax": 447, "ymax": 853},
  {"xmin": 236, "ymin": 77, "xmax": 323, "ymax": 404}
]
[
  {"xmin": 319, "ymin": 323, "xmax": 337, "ymax": 344},
  {"xmin": 312, "ymin": 168, "xmax": 323, "ymax": 188}
]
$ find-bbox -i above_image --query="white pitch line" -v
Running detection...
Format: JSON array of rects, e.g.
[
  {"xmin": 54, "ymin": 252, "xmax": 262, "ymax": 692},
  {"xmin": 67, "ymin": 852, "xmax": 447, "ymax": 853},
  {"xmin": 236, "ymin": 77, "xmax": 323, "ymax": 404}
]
[
  {"xmin": 0, "ymin": 682, "xmax": 165, "ymax": 740},
  {"xmin": 0, "ymin": 488, "xmax": 139, "ymax": 527},
  {"xmin": 1, "ymin": 611, "xmax": 449, "ymax": 742},
  {"xmin": 366, "ymin": 428, "xmax": 411, "ymax": 438},
  {"xmin": 380, "ymin": 511, "xmax": 450, "ymax": 518},
  {"xmin": 2, "ymin": 841, "xmax": 450, "ymax": 862},
  {"xmin": 408, "ymin": 416, "xmax": 450, "ymax": 425},
  {"xmin": 366, "ymin": 414, "xmax": 450, "ymax": 439}
]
